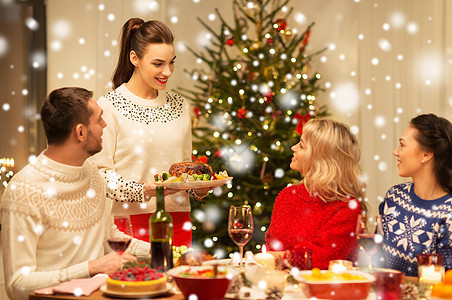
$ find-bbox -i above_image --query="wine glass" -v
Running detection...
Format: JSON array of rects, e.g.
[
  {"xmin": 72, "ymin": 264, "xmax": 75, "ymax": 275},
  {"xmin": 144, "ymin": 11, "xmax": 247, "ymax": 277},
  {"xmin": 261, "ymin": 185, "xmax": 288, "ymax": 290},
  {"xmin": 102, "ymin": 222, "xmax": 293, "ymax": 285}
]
[
  {"xmin": 356, "ymin": 214, "xmax": 383, "ymax": 269},
  {"xmin": 108, "ymin": 215, "xmax": 133, "ymax": 255},
  {"xmin": 228, "ymin": 205, "xmax": 254, "ymax": 269}
]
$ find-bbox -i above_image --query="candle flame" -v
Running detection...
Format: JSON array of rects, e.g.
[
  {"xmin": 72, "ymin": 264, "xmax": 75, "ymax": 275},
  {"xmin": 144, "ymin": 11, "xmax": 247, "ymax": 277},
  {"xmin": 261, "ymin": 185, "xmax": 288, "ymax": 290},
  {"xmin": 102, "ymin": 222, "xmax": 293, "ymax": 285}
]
[{"xmin": 262, "ymin": 244, "xmax": 267, "ymax": 254}]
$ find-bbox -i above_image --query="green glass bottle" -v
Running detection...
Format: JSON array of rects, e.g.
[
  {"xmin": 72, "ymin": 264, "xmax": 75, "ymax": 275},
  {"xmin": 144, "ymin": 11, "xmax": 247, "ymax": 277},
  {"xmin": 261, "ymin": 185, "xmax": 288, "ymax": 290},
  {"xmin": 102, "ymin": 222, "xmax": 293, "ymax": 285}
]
[{"xmin": 149, "ymin": 186, "xmax": 173, "ymax": 271}]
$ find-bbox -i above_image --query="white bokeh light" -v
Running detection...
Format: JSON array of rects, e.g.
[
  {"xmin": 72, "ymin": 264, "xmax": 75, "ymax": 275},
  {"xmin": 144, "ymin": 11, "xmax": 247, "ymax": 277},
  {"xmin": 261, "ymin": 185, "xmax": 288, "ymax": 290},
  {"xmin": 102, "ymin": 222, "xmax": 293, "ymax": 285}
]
[
  {"xmin": 390, "ymin": 12, "xmax": 406, "ymax": 29},
  {"xmin": 171, "ymin": 16, "xmax": 178, "ymax": 24},
  {"xmin": 51, "ymin": 40, "xmax": 62, "ymax": 51},
  {"xmin": 378, "ymin": 162, "xmax": 388, "ymax": 172},
  {"xmin": 330, "ymin": 82, "xmax": 359, "ymax": 114},
  {"xmin": 294, "ymin": 12, "xmax": 307, "ymax": 24},
  {"xmin": 407, "ymin": 22, "xmax": 418, "ymax": 34},
  {"xmin": 133, "ymin": 0, "xmax": 159, "ymax": 13},
  {"xmin": 32, "ymin": 51, "xmax": 46, "ymax": 68},
  {"xmin": 52, "ymin": 20, "xmax": 72, "ymax": 39},
  {"xmin": 350, "ymin": 125, "xmax": 359, "ymax": 135},
  {"xmin": 25, "ymin": 17, "xmax": 39, "ymax": 31},
  {"xmin": 2, "ymin": 103, "xmax": 10, "ymax": 111},
  {"xmin": 382, "ymin": 23, "xmax": 390, "ymax": 31},
  {"xmin": 208, "ymin": 13, "xmax": 215, "ymax": 21},
  {"xmin": 374, "ymin": 115, "xmax": 386, "ymax": 128},
  {"xmin": 371, "ymin": 58, "xmax": 379, "ymax": 65},
  {"xmin": 107, "ymin": 14, "xmax": 115, "ymax": 21},
  {"xmin": 378, "ymin": 39, "xmax": 392, "ymax": 52},
  {"xmin": 274, "ymin": 168, "xmax": 285, "ymax": 178},
  {"xmin": 0, "ymin": 35, "xmax": 9, "ymax": 57},
  {"xmin": 419, "ymin": 51, "xmax": 443, "ymax": 82}
]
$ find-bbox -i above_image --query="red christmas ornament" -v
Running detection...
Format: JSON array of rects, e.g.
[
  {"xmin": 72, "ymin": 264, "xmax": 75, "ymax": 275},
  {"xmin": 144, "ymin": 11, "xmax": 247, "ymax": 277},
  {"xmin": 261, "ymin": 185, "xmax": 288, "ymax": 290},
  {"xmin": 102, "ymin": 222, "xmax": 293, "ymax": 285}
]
[
  {"xmin": 214, "ymin": 149, "xmax": 223, "ymax": 158},
  {"xmin": 238, "ymin": 107, "xmax": 248, "ymax": 119},
  {"xmin": 226, "ymin": 37, "xmax": 235, "ymax": 46},
  {"xmin": 300, "ymin": 29, "xmax": 311, "ymax": 51},
  {"xmin": 274, "ymin": 18, "xmax": 287, "ymax": 31},
  {"xmin": 192, "ymin": 154, "xmax": 208, "ymax": 163},
  {"xmin": 267, "ymin": 38, "xmax": 274, "ymax": 45},
  {"xmin": 264, "ymin": 90, "xmax": 273, "ymax": 104},
  {"xmin": 294, "ymin": 112, "xmax": 311, "ymax": 135},
  {"xmin": 193, "ymin": 107, "xmax": 201, "ymax": 117}
]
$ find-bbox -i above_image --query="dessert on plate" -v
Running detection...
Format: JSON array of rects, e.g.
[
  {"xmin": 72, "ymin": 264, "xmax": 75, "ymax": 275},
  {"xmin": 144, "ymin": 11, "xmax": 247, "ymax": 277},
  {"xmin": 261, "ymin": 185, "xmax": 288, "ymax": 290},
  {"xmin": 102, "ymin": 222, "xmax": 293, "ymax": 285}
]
[{"xmin": 106, "ymin": 266, "xmax": 166, "ymax": 293}]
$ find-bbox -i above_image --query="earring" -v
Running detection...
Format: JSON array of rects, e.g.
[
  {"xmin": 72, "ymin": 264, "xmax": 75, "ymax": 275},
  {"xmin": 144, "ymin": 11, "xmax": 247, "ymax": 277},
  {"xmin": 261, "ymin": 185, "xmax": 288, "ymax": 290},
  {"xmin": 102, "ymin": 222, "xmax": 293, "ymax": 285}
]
[{"xmin": 421, "ymin": 160, "xmax": 425, "ymax": 163}]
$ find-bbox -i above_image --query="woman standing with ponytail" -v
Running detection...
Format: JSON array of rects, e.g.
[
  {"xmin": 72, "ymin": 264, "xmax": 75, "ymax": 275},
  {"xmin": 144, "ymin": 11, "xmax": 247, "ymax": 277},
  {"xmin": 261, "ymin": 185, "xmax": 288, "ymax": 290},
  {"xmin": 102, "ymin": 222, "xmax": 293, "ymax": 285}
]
[
  {"xmin": 92, "ymin": 18, "xmax": 199, "ymax": 246},
  {"xmin": 379, "ymin": 113, "xmax": 452, "ymax": 276}
]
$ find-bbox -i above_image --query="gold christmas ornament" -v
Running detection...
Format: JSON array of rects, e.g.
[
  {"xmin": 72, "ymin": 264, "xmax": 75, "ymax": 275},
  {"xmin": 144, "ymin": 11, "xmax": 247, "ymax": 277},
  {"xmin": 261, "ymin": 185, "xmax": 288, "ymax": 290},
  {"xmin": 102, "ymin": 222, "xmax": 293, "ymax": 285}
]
[
  {"xmin": 284, "ymin": 28, "xmax": 292, "ymax": 41},
  {"xmin": 250, "ymin": 41, "xmax": 261, "ymax": 51},
  {"xmin": 242, "ymin": 0, "xmax": 260, "ymax": 18}
]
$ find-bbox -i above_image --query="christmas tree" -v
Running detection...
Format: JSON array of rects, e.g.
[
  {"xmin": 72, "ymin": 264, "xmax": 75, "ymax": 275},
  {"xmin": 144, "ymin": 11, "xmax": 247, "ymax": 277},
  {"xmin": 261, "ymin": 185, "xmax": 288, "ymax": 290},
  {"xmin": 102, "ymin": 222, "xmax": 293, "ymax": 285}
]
[{"xmin": 176, "ymin": 0, "xmax": 328, "ymax": 257}]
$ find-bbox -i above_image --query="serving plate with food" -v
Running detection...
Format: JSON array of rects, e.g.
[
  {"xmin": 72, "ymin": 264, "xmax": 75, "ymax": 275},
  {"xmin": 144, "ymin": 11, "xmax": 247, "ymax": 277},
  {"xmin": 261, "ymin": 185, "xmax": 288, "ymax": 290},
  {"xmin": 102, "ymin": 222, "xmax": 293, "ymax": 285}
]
[{"xmin": 152, "ymin": 162, "xmax": 233, "ymax": 189}]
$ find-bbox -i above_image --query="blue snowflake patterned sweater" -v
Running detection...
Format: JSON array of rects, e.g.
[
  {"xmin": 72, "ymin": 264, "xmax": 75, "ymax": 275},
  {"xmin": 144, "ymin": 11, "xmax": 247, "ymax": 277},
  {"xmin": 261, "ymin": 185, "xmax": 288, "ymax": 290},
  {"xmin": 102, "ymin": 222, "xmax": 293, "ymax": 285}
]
[{"xmin": 379, "ymin": 182, "xmax": 452, "ymax": 276}]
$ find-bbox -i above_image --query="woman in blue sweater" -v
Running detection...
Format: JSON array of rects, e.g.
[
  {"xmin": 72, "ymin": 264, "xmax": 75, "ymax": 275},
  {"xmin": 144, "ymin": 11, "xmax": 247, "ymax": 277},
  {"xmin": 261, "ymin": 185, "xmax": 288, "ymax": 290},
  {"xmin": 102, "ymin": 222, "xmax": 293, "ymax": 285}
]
[{"xmin": 379, "ymin": 113, "xmax": 452, "ymax": 276}]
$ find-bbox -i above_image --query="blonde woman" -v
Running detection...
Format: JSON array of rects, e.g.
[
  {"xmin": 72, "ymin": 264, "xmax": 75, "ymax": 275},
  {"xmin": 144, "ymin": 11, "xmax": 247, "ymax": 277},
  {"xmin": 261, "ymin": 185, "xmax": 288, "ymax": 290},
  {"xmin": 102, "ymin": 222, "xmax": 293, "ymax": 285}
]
[{"xmin": 266, "ymin": 118, "xmax": 365, "ymax": 269}]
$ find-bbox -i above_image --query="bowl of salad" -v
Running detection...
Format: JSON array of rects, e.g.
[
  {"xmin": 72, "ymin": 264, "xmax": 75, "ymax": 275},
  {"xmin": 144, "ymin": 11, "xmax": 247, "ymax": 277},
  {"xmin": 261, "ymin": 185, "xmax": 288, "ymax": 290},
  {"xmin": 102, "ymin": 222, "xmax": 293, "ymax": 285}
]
[{"xmin": 167, "ymin": 266, "xmax": 238, "ymax": 300}]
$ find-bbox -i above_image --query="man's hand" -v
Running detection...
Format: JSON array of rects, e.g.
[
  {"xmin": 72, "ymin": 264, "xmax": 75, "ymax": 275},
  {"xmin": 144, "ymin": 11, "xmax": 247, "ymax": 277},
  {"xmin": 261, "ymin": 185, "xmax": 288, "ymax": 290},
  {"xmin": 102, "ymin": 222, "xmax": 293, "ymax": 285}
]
[{"xmin": 88, "ymin": 251, "xmax": 137, "ymax": 275}]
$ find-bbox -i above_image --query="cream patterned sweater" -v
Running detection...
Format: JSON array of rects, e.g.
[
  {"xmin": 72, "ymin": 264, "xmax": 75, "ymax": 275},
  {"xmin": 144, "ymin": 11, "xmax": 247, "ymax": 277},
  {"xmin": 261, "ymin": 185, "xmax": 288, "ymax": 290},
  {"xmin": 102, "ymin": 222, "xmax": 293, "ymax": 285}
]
[
  {"xmin": 0, "ymin": 152, "xmax": 149, "ymax": 300},
  {"xmin": 91, "ymin": 84, "xmax": 192, "ymax": 216}
]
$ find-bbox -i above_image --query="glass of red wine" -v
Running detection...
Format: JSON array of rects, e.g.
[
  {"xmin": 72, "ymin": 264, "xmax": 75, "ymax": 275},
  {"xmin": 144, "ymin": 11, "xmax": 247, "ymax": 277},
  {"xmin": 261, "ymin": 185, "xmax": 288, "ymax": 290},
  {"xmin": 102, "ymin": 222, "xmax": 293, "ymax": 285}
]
[
  {"xmin": 356, "ymin": 214, "xmax": 383, "ymax": 269},
  {"xmin": 228, "ymin": 205, "xmax": 254, "ymax": 270},
  {"xmin": 108, "ymin": 216, "xmax": 133, "ymax": 256}
]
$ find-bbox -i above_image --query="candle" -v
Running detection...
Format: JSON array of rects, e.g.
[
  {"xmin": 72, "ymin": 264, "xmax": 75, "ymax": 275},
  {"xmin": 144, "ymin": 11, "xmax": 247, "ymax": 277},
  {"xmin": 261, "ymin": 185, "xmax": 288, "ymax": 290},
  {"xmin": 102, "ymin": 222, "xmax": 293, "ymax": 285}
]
[
  {"xmin": 419, "ymin": 265, "xmax": 444, "ymax": 285},
  {"xmin": 254, "ymin": 245, "xmax": 275, "ymax": 271},
  {"xmin": 329, "ymin": 260, "xmax": 353, "ymax": 273}
]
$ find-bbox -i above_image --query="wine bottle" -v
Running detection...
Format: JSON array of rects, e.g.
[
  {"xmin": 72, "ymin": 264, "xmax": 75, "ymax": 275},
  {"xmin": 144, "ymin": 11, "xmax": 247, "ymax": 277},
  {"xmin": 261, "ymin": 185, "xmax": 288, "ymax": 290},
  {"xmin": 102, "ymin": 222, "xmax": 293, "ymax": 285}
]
[{"xmin": 149, "ymin": 186, "xmax": 173, "ymax": 271}]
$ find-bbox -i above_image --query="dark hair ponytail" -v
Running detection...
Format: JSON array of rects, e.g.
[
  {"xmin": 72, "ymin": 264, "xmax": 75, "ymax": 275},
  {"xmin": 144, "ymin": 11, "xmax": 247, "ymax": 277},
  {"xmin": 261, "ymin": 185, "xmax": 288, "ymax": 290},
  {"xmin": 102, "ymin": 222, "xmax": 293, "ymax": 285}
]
[
  {"xmin": 112, "ymin": 18, "xmax": 174, "ymax": 89},
  {"xmin": 410, "ymin": 113, "xmax": 452, "ymax": 194},
  {"xmin": 112, "ymin": 18, "xmax": 144, "ymax": 89}
]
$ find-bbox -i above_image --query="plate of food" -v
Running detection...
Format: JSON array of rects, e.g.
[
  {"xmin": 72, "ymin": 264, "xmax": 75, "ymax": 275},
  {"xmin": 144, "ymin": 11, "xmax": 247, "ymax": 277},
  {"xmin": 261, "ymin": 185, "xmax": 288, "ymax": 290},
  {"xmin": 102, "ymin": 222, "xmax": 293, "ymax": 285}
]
[
  {"xmin": 100, "ymin": 283, "xmax": 172, "ymax": 298},
  {"xmin": 151, "ymin": 162, "xmax": 232, "ymax": 189},
  {"xmin": 101, "ymin": 265, "xmax": 171, "ymax": 298}
]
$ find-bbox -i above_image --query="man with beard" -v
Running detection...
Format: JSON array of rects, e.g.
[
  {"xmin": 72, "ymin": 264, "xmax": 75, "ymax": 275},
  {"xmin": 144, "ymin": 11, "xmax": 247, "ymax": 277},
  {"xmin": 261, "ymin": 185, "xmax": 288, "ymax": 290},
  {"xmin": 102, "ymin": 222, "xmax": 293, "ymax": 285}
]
[{"xmin": 0, "ymin": 87, "xmax": 150, "ymax": 300}]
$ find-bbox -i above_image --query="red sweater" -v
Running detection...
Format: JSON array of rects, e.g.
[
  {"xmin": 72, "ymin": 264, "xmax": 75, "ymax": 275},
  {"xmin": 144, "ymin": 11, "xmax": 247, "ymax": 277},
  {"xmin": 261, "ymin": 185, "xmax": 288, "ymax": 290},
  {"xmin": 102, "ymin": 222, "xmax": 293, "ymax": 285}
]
[{"xmin": 265, "ymin": 183, "xmax": 361, "ymax": 270}]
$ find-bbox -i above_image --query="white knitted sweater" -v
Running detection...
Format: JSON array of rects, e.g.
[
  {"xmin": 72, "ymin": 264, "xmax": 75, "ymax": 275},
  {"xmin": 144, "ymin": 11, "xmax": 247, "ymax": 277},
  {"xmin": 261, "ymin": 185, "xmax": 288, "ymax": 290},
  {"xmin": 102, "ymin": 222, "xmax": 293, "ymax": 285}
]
[
  {"xmin": 91, "ymin": 84, "xmax": 192, "ymax": 216},
  {"xmin": 0, "ymin": 152, "xmax": 149, "ymax": 300}
]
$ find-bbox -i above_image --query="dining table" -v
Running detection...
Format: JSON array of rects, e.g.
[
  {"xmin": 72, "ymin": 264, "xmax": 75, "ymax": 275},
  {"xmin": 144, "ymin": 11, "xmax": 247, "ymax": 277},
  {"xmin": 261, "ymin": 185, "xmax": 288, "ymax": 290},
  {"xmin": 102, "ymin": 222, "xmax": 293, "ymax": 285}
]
[
  {"xmin": 28, "ymin": 275, "xmax": 420, "ymax": 300},
  {"xmin": 29, "ymin": 290, "xmax": 185, "ymax": 300}
]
